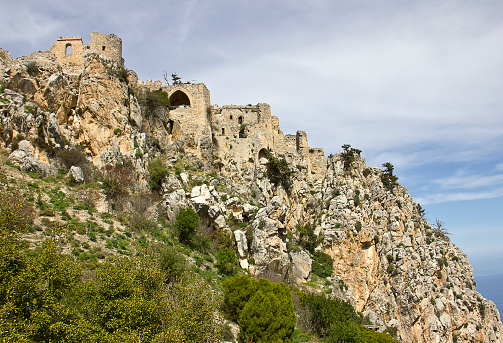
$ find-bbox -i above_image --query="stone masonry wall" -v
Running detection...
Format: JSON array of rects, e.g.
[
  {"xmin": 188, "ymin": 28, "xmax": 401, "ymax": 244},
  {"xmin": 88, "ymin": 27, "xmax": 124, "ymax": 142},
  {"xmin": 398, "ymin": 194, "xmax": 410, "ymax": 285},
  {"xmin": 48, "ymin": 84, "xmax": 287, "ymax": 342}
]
[
  {"xmin": 50, "ymin": 37, "xmax": 85, "ymax": 75},
  {"xmin": 50, "ymin": 32, "xmax": 123, "ymax": 74},
  {"xmin": 88, "ymin": 32, "xmax": 123, "ymax": 67}
]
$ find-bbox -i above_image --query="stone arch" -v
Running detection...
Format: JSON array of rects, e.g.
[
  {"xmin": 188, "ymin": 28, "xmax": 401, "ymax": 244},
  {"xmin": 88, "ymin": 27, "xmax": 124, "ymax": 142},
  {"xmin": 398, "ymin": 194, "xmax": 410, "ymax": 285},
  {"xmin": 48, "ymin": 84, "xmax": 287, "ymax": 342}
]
[
  {"xmin": 65, "ymin": 43, "xmax": 72, "ymax": 55},
  {"xmin": 169, "ymin": 90, "xmax": 191, "ymax": 108}
]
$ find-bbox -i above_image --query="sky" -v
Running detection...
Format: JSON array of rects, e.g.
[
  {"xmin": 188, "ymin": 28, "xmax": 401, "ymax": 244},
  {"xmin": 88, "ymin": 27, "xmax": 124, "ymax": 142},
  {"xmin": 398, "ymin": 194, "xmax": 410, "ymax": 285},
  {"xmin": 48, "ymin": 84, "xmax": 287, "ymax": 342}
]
[{"xmin": 1, "ymin": 1, "xmax": 502, "ymax": 277}]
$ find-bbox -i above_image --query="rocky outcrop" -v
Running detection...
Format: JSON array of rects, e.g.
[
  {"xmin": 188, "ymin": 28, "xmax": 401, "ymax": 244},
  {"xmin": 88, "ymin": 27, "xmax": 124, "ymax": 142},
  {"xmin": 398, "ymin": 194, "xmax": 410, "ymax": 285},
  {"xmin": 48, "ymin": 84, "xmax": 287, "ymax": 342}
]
[
  {"xmin": 8, "ymin": 140, "xmax": 53, "ymax": 175},
  {"xmin": 1, "ymin": 42, "xmax": 501, "ymax": 343},
  {"xmin": 314, "ymin": 154, "xmax": 503, "ymax": 342},
  {"xmin": 251, "ymin": 196, "xmax": 290, "ymax": 278}
]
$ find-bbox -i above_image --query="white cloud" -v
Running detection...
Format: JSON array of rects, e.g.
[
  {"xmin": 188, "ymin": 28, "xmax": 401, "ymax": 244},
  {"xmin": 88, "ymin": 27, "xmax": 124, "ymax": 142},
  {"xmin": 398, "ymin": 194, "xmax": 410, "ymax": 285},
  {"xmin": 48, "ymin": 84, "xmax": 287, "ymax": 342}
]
[
  {"xmin": 415, "ymin": 186, "xmax": 503, "ymax": 205},
  {"xmin": 430, "ymin": 171, "xmax": 503, "ymax": 190}
]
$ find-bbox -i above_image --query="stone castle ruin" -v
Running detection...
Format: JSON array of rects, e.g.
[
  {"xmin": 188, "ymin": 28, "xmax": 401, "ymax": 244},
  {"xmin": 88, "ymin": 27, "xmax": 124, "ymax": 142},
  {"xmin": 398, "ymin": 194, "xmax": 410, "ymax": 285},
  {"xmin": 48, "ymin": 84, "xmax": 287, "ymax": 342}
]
[
  {"xmin": 6, "ymin": 31, "xmax": 326, "ymax": 181},
  {"xmin": 50, "ymin": 32, "xmax": 123, "ymax": 74},
  {"xmin": 124, "ymin": 38, "xmax": 327, "ymax": 181},
  {"xmin": 2, "ymin": 32, "xmax": 503, "ymax": 343}
]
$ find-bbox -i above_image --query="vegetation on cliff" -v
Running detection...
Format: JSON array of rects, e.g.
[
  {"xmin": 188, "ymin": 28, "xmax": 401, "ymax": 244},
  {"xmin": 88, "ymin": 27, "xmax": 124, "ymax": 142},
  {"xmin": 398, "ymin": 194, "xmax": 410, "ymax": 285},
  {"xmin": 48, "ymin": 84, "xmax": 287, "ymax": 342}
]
[{"xmin": 0, "ymin": 46, "xmax": 500, "ymax": 343}]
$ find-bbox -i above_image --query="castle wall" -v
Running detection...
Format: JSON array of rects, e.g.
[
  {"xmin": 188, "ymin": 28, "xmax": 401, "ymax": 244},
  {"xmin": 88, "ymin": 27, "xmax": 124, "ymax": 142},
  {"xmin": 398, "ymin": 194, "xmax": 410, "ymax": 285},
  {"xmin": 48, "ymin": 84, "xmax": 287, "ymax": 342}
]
[
  {"xmin": 49, "ymin": 32, "xmax": 123, "ymax": 74},
  {"xmin": 89, "ymin": 32, "xmax": 123, "ymax": 67},
  {"xmin": 47, "ymin": 32, "xmax": 324, "ymax": 177},
  {"xmin": 50, "ymin": 37, "xmax": 85, "ymax": 75}
]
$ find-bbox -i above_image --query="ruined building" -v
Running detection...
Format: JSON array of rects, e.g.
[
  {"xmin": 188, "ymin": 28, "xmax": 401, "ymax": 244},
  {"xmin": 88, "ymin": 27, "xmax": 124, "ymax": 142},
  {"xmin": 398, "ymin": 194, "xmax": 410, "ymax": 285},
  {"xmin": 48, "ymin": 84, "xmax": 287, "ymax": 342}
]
[{"xmin": 50, "ymin": 32, "xmax": 123, "ymax": 74}]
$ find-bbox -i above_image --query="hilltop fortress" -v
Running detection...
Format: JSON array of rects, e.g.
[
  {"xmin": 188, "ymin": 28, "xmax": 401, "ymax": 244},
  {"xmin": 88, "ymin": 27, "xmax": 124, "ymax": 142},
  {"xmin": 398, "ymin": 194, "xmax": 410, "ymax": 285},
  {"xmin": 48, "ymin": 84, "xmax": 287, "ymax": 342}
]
[
  {"xmin": 1, "ymin": 32, "xmax": 503, "ymax": 343},
  {"xmin": 44, "ymin": 31, "xmax": 326, "ymax": 181}
]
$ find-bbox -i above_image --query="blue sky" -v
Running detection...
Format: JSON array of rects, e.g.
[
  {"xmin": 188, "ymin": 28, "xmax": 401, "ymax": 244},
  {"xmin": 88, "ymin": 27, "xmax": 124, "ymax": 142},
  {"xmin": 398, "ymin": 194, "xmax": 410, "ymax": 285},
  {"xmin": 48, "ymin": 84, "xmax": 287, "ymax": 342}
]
[{"xmin": 1, "ymin": 0, "xmax": 502, "ymax": 277}]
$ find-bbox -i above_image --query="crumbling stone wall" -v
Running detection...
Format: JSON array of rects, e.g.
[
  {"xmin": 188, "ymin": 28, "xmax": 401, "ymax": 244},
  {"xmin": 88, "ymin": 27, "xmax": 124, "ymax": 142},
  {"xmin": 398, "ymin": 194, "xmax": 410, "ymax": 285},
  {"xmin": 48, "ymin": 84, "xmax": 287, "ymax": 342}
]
[
  {"xmin": 88, "ymin": 32, "xmax": 123, "ymax": 67},
  {"xmin": 50, "ymin": 37, "xmax": 85, "ymax": 75},
  {"xmin": 49, "ymin": 32, "xmax": 123, "ymax": 74}
]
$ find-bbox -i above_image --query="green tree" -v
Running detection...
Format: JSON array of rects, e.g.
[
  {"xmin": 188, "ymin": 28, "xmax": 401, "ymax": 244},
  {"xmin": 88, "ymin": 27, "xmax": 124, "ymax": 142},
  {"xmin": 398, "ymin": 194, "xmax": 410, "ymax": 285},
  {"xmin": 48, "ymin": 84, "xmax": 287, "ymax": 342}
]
[
  {"xmin": 301, "ymin": 292, "xmax": 361, "ymax": 337},
  {"xmin": 238, "ymin": 280, "xmax": 296, "ymax": 343},
  {"xmin": 175, "ymin": 208, "xmax": 200, "ymax": 247},
  {"xmin": 381, "ymin": 162, "xmax": 399, "ymax": 191},
  {"xmin": 216, "ymin": 247, "xmax": 239, "ymax": 276},
  {"xmin": 222, "ymin": 274, "xmax": 258, "ymax": 321},
  {"xmin": 223, "ymin": 275, "xmax": 296, "ymax": 343},
  {"xmin": 341, "ymin": 144, "xmax": 362, "ymax": 171}
]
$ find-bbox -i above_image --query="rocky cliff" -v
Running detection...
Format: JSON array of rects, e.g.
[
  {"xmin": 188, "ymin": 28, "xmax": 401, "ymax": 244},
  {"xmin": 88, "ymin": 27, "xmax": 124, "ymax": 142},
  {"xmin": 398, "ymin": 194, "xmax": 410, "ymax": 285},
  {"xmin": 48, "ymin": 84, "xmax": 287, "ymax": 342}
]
[{"xmin": 0, "ymin": 42, "xmax": 501, "ymax": 343}]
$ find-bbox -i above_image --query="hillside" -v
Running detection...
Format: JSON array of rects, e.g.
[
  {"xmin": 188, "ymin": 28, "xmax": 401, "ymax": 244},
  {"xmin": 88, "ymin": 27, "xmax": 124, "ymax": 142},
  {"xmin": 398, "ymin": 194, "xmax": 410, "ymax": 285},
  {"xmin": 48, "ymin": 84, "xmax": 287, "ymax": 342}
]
[{"xmin": 0, "ymin": 33, "xmax": 502, "ymax": 342}]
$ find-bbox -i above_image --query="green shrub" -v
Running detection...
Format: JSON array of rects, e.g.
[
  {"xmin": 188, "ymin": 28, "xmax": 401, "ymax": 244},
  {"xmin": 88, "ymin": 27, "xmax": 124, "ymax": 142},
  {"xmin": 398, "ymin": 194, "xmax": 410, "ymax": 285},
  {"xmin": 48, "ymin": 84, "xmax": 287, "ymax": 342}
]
[
  {"xmin": 298, "ymin": 223, "xmax": 317, "ymax": 254},
  {"xmin": 222, "ymin": 274, "xmax": 258, "ymax": 321},
  {"xmin": 223, "ymin": 275, "xmax": 296, "ymax": 343},
  {"xmin": 216, "ymin": 247, "xmax": 238, "ymax": 276},
  {"xmin": 175, "ymin": 207, "xmax": 200, "ymax": 247},
  {"xmin": 264, "ymin": 150, "xmax": 294, "ymax": 191},
  {"xmin": 25, "ymin": 61, "xmax": 39, "ymax": 76},
  {"xmin": 300, "ymin": 292, "xmax": 361, "ymax": 337},
  {"xmin": 145, "ymin": 89, "xmax": 170, "ymax": 112},
  {"xmin": 116, "ymin": 67, "xmax": 129, "ymax": 84},
  {"xmin": 154, "ymin": 244, "xmax": 188, "ymax": 282},
  {"xmin": 239, "ymin": 285, "xmax": 296, "ymax": 342},
  {"xmin": 312, "ymin": 251, "xmax": 334, "ymax": 278},
  {"xmin": 10, "ymin": 133, "xmax": 25, "ymax": 151},
  {"xmin": 148, "ymin": 158, "xmax": 167, "ymax": 191},
  {"xmin": 101, "ymin": 164, "xmax": 132, "ymax": 211}
]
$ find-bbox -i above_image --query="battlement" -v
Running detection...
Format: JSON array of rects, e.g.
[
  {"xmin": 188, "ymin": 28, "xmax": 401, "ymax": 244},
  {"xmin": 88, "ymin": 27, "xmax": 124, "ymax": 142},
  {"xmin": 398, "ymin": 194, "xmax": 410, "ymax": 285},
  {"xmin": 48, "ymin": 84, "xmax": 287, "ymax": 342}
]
[{"xmin": 50, "ymin": 32, "xmax": 123, "ymax": 74}]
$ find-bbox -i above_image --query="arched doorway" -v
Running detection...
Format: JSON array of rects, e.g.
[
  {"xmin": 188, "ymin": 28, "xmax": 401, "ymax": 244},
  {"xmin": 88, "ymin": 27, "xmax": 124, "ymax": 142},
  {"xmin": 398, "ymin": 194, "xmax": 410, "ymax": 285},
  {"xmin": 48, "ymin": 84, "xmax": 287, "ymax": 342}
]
[{"xmin": 169, "ymin": 90, "xmax": 191, "ymax": 108}]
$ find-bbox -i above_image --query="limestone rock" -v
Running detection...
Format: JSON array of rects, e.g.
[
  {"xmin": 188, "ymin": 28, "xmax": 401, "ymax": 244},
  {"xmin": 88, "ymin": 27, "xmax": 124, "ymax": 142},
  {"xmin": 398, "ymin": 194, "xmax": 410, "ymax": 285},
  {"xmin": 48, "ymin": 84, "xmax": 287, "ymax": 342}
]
[
  {"xmin": 234, "ymin": 230, "xmax": 248, "ymax": 258},
  {"xmin": 251, "ymin": 197, "xmax": 289, "ymax": 278},
  {"xmin": 68, "ymin": 166, "xmax": 84, "ymax": 183},
  {"xmin": 179, "ymin": 172, "xmax": 189, "ymax": 186},
  {"xmin": 290, "ymin": 250, "xmax": 312, "ymax": 282},
  {"xmin": 8, "ymin": 140, "xmax": 53, "ymax": 175}
]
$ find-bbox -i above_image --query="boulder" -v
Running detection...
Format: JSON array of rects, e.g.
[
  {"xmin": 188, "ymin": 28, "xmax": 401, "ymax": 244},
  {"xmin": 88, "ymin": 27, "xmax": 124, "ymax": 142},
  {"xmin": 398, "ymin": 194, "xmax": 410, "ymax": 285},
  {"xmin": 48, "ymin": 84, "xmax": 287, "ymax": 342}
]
[
  {"xmin": 214, "ymin": 215, "xmax": 227, "ymax": 229},
  {"xmin": 179, "ymin": 172, "xmax": 189, "ymax": 186},
  {"xmin": 234, "ymin": 230, "xmax": 248, "ymax": 258},
  {"xmin": 68, "ymin": 166, "xmax": 84, "ymax": 183},
  {"xmin": 8, "ymin": 140, "xmax": 53, "ymax": 175},
  {"xmin": 290, "ymin": 250, "xmax": 312, "ymax": 282}
]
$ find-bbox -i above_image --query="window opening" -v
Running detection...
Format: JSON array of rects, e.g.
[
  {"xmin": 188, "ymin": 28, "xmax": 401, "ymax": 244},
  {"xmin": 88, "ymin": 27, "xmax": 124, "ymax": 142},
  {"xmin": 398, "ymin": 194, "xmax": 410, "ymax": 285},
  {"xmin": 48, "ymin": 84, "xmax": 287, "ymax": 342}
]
[
  {"xmin": 65, "ymin": 44, "xmax": 72, "ymax": 55},
  {"xmin": 222, "ymin": 128, "xmax": 225, "ymax": 136},
  {"xmin": 238, "ymin": 116, "xmax": 243, "ymax": 125},
  {"xmin": 102, "ymin": 46, "xmax": 106, "ymax": 51}
]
